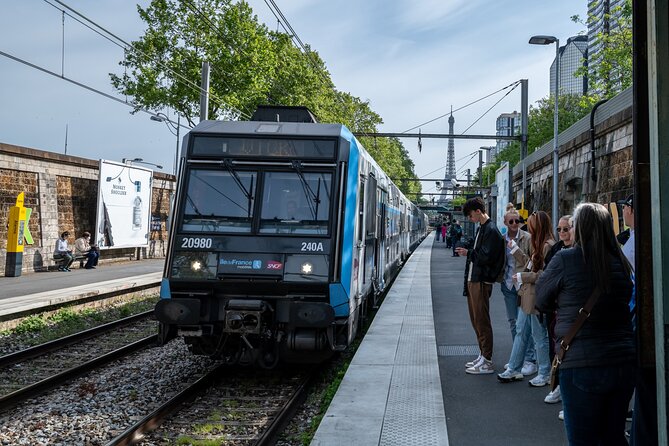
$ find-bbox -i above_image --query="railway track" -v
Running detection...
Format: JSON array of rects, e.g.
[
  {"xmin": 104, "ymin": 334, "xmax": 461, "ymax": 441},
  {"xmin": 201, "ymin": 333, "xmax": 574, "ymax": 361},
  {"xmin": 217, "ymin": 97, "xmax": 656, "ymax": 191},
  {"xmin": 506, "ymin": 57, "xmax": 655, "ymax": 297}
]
[
  {"xmin": 108, "ymin": 364, "xmax": 317, "ymax": 446},
  {"xmin": 0, "ymin": 310, "xmax": 158, "ymax": 411}
]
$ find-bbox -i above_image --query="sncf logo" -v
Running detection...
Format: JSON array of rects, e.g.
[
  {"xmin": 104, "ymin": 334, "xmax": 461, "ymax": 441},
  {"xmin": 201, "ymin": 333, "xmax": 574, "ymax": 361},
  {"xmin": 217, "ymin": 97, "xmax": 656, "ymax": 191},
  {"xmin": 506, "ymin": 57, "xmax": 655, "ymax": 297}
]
[{"xmin": 266, "ymin": 261, "xmax": 283, "ymax": 270}]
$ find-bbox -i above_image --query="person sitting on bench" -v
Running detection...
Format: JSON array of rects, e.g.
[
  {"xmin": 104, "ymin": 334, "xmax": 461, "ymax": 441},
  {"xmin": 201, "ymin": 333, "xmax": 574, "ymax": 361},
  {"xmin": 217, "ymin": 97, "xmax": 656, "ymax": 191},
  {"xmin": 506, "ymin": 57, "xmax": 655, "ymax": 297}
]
[
  {"xmin": 75, "ymin": 231, "xmax": 99, "ymax": 270},
  {"xmin": 54, "ymin": 231, "xmax": 74, "ymax": 271}
]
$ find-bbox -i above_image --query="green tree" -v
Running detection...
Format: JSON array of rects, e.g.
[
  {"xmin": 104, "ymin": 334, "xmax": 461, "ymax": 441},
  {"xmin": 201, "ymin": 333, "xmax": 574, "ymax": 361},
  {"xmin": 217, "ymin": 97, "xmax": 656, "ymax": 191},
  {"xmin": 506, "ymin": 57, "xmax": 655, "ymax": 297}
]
[
  {"xmin": 111, "ymin": 0, "xmax": 421, "ymax": 196},
  {"xmin": 572, "ymin": 0, "xmax": 632, "ymax": 97},
  {"xmin": 526, "ymin": 94, "xmax": 596, "ymax": 152}
]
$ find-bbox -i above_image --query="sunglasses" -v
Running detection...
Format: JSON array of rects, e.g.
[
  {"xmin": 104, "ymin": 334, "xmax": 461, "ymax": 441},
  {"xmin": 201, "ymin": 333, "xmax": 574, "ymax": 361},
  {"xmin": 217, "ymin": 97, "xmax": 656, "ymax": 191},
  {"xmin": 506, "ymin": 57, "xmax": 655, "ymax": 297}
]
[
  {"xmin": 556, "ymin": 226, "xmax": 571, "ymax": 233},
  {"xmin": 507, "ymin": 219, "xmax": 522, "ymax": 224}
]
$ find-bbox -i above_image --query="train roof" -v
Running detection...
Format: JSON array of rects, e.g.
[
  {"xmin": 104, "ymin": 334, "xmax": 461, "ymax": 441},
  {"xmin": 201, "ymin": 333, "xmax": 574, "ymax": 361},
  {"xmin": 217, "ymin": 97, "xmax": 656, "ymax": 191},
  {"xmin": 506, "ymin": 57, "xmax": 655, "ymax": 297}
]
[{"xmin": 189, "ymin": 120, "xmax": 347, "ymax": 139}]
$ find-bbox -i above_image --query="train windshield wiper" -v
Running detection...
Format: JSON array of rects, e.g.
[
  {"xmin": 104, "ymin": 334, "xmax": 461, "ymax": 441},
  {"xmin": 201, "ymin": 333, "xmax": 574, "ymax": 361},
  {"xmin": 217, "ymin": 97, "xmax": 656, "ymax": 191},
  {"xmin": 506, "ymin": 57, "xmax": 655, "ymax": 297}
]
[
  {"xmin": 223, "ymin": 160, "xmax": 254, "ymax": 218},
  {"xmin": 290, "ymin": 160, "xmax": 320, "ymax": 220}
]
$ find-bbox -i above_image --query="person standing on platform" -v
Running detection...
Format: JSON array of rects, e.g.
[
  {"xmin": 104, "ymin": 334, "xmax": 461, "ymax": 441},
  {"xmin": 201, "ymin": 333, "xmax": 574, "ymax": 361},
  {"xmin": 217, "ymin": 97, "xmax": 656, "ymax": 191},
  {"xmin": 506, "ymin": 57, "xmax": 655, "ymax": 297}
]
[
  {"xmin": 450, "ymin": 220, "xmax": 463, "ymax": 256},
  {"xmin": 54, "ymin": 231, "xmax": 74, "ymax": 272},
  {"xmin": 441, "ymin": 223, "xmax": 447, "ymax": 243},
  {"xmin": 75, "ymin": 231, "xmax": 99, "ymax": 270},
  {"xmin": 497, "ymin": 211, "xmax": 554, "ymax": 386},
  {"xmin": 536, "ymin": 202, "xmax": 635, "ymax": 445},
  {"xmin": 436, "ymin": 222, "xmax": 442, "ymax": 242},
  {"xmin": 456, "ymin": 197, "xmax": 505, "ymax": 374},
  {"xmin": 499, "ymin": 209, "xmax": 536, "ymax": 374}
]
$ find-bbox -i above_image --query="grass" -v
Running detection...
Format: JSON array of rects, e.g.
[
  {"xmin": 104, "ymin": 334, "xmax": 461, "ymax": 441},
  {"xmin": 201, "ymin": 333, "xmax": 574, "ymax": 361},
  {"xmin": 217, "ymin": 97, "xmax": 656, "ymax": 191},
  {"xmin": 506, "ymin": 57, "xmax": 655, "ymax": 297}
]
[{"xmin": 0, "ymin": 296, "xmax": 158, "ymax": 349}]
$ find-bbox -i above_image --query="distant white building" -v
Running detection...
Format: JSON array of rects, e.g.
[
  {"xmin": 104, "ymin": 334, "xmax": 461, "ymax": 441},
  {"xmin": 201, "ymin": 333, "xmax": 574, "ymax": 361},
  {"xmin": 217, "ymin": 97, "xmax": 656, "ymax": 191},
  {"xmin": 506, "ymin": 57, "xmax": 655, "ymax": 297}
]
[
  {"xmin": 495, "ymin": 112, "xmax": 520, "ymax": 155},
  {"xmin": 550, "ymin": 35, "xmax": 588, "ymax": 96}
]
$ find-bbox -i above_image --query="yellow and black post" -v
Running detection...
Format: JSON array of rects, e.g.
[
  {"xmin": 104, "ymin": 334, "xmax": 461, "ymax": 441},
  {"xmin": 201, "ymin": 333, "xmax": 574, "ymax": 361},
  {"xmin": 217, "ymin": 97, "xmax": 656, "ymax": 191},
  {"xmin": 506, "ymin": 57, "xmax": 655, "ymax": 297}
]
[{"xmin": 5, "ymin": 192, "xmax": 28, "ymax": 277}]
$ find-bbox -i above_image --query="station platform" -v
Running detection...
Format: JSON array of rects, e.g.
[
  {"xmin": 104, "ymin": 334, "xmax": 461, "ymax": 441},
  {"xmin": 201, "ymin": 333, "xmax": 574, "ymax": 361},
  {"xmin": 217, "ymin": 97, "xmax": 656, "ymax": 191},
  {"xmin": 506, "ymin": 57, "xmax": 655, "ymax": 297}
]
[
  {"xmin": 312, "ymin": 233, "xmax": 568, "ymax": 446},
  {"xmin": 0, "ymin": 259, "xmax": 163, "ymax": 320}
]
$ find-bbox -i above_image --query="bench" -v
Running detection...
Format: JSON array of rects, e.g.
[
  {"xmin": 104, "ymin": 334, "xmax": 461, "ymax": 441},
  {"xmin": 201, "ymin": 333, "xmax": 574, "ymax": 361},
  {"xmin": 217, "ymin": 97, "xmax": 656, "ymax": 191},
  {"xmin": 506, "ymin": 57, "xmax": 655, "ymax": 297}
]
[{"xmin": 53, "ymin": 253, "xmax": 87, "ymax": 269}]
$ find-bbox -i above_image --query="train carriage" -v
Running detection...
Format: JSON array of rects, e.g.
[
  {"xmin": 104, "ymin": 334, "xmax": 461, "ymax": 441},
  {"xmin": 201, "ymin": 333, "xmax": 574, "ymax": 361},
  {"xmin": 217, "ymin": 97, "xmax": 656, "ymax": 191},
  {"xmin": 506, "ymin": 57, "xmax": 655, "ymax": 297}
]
[{"xmin": 156, "ymin": 106, "xmax": 428, "ymax": 366}]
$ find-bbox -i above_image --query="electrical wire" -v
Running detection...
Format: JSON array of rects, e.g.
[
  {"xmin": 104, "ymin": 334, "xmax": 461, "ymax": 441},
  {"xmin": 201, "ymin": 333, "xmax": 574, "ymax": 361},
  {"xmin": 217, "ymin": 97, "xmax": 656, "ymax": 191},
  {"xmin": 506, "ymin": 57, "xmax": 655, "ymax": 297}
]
[
  {"xmin": 44, "ymin": 0, "xmax": 248, "ymax": 121},
  {"xmin": 402, "ymin": 80, "xmax": 521, "ymax": 133},
  {"xmin": 459, "ymin": 82, "xmax": 520, "ymax": 135}
]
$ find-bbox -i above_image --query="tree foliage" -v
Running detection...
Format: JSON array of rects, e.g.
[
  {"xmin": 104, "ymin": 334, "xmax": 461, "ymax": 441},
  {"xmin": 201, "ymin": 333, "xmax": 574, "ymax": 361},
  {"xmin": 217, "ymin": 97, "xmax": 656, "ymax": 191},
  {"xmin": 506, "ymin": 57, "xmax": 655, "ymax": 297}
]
[
  {"xmin": 572, "ymin": 0, "xmax": 632, "ymax": 97},
  {"xmin": 110, "ymin": 0, "xmax": 421, "ymax": 196}
]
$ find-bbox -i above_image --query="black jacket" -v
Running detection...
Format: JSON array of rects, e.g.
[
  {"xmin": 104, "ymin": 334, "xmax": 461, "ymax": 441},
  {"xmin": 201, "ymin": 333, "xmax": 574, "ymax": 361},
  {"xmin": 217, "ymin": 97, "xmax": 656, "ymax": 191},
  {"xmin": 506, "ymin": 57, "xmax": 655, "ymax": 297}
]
[
  {"xmin": 467, "ymin": 219, "xmax": 505, "ymax": 283},
  {"xmin": 535, "ymin": 246, "xmax": 635, "ymax": 369}
]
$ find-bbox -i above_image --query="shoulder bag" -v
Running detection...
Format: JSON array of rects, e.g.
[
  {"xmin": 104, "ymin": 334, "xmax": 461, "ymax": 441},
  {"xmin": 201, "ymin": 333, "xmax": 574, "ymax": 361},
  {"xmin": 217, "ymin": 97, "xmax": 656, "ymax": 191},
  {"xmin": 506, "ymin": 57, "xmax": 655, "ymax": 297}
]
[{"xmin": 549, "ymin": 287, "xmax": 601, "ymax": 391}]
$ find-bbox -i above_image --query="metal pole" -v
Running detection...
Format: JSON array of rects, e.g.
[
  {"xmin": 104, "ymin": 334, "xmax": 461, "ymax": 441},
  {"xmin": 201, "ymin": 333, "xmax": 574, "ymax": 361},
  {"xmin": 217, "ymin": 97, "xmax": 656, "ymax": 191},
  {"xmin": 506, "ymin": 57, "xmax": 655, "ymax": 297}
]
[
  {"xmin": 200, "ymin": 61, "xmax": 210, "ymax": 122},
  {"xmin": 521, "ymin": 79, "xmax": 528, "ymax": 210},
  {"xmin": 174, "ymin": 114, "xmax": 180, "ymax": 176},
  {"xmin": 552, "ymin": 40, "xmax": 560, "ymax": 230}
]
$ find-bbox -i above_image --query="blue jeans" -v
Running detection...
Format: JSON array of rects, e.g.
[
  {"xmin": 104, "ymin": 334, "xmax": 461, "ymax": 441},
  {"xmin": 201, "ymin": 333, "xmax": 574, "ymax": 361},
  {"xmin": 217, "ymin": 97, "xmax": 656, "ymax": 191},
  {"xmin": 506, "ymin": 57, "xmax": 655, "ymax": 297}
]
[
  {"xmin": 506, "ymin": 309, "xmax": 548, "ymax": 375},
  {"xmin": 560, "ymin": 363, "xmax": 635, "ymax": 446},
  {"xmin": 500, "ymin": 283, "xmax": 535, "ymax": 362}
]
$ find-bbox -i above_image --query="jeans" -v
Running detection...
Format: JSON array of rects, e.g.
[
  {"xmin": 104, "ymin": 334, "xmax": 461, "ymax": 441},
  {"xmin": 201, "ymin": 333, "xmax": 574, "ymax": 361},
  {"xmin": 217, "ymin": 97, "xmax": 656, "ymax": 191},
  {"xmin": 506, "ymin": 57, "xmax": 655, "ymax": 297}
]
[
  {"xmin": 560, "ymin": 363, "xmax": 635, "ymax": 446},
  {"xmin": 500, "ymin": 283, "xmax": 535, "ymax": 362},
  {"xmin": 506, "ymin": 309, "xmax": 548, "ymax": 375},
  {"xmin": 85, "ymin": 250, "xmax": 99, "ymax": 268}
]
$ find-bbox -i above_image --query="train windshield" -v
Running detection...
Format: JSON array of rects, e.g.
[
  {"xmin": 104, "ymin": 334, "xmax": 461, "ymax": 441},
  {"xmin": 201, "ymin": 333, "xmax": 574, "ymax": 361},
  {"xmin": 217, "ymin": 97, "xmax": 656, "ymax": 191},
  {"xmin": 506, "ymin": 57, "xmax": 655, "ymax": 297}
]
[
  {"xmin": 259, "ymin": 171, "xmax": 332, "ymax": 235},
  {"xmin": 181, "ymin": 169, "xmax": 256, "ymax": 233}
]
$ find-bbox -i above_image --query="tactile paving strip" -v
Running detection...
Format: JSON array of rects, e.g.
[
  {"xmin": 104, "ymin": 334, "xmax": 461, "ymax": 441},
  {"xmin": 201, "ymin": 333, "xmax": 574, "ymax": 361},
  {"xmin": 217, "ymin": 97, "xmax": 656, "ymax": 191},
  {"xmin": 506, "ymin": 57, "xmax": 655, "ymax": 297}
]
[{"xmin": 437, "ymin": 344, "xmax": 480, "ymax": 356}]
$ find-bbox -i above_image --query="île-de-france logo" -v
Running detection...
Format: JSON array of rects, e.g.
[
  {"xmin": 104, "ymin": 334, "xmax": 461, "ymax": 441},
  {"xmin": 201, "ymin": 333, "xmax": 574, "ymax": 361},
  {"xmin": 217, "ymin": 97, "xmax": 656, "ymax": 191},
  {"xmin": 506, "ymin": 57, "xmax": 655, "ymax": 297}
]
[{"xmin": 252, "ymin": 260, "xmax": 262, "ymax": 269}]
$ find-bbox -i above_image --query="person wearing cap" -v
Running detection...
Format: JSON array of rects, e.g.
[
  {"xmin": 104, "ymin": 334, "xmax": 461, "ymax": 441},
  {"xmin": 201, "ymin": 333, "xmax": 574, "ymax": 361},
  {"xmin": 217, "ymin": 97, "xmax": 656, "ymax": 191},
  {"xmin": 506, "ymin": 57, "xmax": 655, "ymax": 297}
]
[{"xmin": 618, "ymin": 194, "xmax": 635, "ymax": 271}]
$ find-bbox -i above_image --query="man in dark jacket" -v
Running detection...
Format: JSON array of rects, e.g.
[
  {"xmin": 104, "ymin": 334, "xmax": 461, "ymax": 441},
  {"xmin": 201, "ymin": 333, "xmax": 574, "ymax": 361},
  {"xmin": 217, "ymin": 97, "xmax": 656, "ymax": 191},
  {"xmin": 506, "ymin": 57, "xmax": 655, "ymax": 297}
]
[{"xmin": 455, "ymin": 197, "xmax": 505, "ymax": 374}]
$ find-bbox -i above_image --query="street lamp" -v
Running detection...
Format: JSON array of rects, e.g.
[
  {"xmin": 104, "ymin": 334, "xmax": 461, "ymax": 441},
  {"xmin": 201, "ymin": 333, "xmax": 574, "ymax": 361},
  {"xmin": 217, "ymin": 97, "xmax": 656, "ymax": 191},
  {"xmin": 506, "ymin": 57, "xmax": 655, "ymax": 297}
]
[
  {"xmin": 529, "ymin": 35, "xmax": 560, "ymax": 233},
  {"xmin": 150, "ymin": 112, "xmax": 181, "ymax": 176},
  {"xmin": 122, "ymin": 157, "xmax": 163, "ymax": 170}
]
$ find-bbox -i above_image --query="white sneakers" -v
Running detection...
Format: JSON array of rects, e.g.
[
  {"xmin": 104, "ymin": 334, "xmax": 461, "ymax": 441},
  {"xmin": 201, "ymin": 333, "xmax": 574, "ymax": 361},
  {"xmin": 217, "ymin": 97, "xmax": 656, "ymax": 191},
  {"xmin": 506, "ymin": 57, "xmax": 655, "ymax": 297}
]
[
  {"xmin": 558, "ymin": 410, "xmax": 564, "ymax": 420},
  {"xmin": 544, "ymin": 385, "xmax": 561, "ymax": 404},
  {"xmin": 497, "ymin": 369, "xmax": 524, "ymax": 382},
  {"xmin": 521, "ymin": 361, "xmax": 538, "ymax": 376},
  {"xmin": 465, "ymin": 356, "xmax": 495, "ymax": 374},
  {"xmin": 529, "ymin": 374, "xmax": 550, "ymax": 387},
  {"xmin": 465, "ymin": 354, "xmax": 483, "ymax": 368}
]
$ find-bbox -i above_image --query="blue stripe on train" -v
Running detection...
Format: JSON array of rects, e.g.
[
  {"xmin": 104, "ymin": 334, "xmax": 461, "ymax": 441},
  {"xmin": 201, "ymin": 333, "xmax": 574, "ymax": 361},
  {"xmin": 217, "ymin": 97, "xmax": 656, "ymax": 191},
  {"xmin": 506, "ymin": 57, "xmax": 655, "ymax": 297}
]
[{"xmin": 329, "ymin": 128, "xmax": 359, "ymax": 317}]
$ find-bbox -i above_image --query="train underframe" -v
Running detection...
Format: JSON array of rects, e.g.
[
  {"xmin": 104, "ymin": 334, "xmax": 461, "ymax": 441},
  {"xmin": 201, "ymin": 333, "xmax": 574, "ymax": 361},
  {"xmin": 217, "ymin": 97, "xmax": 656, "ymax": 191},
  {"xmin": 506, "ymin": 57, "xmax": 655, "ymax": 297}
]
[{"xmin": 156, "ymin": 293, "xmax": 349, "ymax": 368}]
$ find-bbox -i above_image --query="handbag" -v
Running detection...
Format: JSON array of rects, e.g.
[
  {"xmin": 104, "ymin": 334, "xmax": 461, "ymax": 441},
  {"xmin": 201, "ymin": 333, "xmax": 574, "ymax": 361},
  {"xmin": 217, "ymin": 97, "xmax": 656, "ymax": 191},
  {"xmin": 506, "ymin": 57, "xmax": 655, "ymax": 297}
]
[{"xmin": 549, "ymin": 287, "xmax": 601, "ymax": 391}]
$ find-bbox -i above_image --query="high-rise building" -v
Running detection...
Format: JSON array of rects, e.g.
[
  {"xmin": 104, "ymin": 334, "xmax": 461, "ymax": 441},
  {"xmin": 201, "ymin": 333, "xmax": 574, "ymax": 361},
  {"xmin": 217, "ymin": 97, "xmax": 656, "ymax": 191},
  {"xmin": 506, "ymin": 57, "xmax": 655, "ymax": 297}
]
[
  {"xmin": 495, "ymin": 112, "xmax": 520, "ymax": 155},
  {"xmin": 550, "ymin": 35, "xmax": 588, "ymax": 96}
]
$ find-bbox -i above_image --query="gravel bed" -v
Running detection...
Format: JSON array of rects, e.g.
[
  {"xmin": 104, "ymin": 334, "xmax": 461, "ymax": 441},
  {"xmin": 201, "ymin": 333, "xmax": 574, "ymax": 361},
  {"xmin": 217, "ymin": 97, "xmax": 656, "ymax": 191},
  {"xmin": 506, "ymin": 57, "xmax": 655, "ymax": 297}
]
[{"xmin": 0, "ymin": 339, "xmax": 217, "ymax": 445}]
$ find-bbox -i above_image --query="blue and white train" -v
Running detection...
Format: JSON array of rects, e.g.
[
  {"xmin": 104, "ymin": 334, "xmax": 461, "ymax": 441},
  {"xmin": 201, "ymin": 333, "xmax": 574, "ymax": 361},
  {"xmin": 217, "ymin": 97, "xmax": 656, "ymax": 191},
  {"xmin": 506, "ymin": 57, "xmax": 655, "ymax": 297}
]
[{"xmin": 156, "ymin": 106, "xmax": 428, "ymax": 366}]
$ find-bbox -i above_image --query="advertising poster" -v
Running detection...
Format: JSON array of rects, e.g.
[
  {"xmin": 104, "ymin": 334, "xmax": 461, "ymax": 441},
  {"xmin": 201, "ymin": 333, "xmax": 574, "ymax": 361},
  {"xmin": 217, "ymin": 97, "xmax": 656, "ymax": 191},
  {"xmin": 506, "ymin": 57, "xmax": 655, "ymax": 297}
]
[
  {"xmin": 495, "ymin": 162, "xmax": 510, "ymax": 236},
  {"xmin": 95, "ymin": 160, "xmax": 153, "ymax": 249}
]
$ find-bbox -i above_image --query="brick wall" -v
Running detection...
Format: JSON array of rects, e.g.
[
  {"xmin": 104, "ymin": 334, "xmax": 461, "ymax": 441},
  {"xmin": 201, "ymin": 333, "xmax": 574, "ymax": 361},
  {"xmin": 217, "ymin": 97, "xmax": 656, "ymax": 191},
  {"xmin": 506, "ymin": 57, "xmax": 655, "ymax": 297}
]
[{"xmin": 0, "ymin": 142, "xmax": 175, "ymax": 275}]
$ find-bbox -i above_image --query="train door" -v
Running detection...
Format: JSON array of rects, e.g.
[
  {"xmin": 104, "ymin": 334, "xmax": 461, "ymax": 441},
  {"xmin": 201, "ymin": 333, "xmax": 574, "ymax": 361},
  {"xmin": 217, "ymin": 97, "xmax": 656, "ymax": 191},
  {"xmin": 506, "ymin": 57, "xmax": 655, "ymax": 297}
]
[
  {"xmin": 377, "ymin": 188, "xmax": 387, "ymax": 292},
  {"xmin": 364, "ymin": 174, "xmax": 377, "ymax": 292}
]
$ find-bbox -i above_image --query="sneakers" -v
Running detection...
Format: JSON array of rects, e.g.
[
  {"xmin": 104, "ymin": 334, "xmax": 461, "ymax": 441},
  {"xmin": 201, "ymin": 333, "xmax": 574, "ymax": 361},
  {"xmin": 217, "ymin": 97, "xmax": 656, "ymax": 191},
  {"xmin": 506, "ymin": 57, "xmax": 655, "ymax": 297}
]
[
  {"xmin": 466, "ymin": 357, "xmax": 495, "ymax": 375},
  {"xmin": 529, "ymin": 374, "xmax": 550, "ymax": 387},
  {"xmin": 558, "ymin": 410, "xmax": 564, "ymax": 421},
  {"xmin": 521, "ymin": 361, "xmax": 538, "ymax": 376},
  {"xmin": 465, "ymin": 354, "xmax": 482, "ymax": 368},
  {"xmin": 497, "ymin": 369, "xmax": 524, "ymax": 383},
  {"xmin": 544, "ymin": 385, "xmax": 561, "ymax": 404}
]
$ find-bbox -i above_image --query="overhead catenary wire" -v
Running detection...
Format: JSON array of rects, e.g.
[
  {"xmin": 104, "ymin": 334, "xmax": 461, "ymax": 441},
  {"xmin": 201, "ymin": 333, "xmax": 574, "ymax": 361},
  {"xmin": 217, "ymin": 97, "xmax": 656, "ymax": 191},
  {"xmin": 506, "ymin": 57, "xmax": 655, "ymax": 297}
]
[
  {"xmin": 44, "ymin": 0, "xmax": 249, "ymax": 121},
  {"xmin": 459, "ymin": 82, "xmax": 520, "ymax": 135},
  {"xmin": 403, "ymin": 80, "xmax": 522, "ymax": 133}
]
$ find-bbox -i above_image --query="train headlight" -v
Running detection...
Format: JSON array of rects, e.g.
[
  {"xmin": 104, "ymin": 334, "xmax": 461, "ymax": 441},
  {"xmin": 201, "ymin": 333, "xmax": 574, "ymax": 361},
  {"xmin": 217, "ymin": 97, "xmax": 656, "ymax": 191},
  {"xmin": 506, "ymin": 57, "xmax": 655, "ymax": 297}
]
[
  {"xmin": 284, "ymin": 255, "xmax": 328, "ymax": 282},
  {"xmin": 171, "ymin": 252, "xmax": 217, "ymax": 279},
  {"xmin": 301, "ymin": 262, "xmax": 313, "ymax": 275}
]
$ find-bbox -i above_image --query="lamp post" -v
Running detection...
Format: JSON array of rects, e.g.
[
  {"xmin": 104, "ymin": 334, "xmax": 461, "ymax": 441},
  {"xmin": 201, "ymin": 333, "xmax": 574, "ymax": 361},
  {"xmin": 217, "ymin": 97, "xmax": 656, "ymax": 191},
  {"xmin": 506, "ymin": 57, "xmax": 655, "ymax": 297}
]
[
  {"xmin": 151, "ymin": 112, "xmax": 181, "ymax": 176},
  {"xmin": 122, "ymin": 157, "xmax": 163, "ymax": 170},
  {"xmin": 529, "ymin": 35, "xmax": 560, "ymax": 232}
]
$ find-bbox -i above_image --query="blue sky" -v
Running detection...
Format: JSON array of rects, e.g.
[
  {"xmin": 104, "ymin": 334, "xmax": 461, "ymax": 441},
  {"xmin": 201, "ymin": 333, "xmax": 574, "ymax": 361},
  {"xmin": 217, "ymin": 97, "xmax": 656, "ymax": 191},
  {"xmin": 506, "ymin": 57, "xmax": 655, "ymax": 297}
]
[{"xmin": 0, "ymin": 0, "xmax": 586, "ymax": 192}]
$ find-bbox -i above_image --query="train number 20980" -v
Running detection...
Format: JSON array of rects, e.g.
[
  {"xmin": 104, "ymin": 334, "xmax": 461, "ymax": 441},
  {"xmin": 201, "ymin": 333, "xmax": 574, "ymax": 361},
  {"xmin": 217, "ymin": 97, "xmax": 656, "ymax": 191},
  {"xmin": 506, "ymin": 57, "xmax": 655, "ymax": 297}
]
[{"xmin": 181, "ymin": 237, "xmax": 213, "ymax": 249}]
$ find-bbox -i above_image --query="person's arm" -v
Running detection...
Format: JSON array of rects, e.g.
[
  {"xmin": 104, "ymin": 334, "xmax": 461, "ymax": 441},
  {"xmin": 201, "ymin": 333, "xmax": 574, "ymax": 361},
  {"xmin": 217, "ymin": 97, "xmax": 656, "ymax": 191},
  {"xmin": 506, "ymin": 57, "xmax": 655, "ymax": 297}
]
[{"xmin": 535, "ymin": 252, "xmax": 565, "ymax": 313}]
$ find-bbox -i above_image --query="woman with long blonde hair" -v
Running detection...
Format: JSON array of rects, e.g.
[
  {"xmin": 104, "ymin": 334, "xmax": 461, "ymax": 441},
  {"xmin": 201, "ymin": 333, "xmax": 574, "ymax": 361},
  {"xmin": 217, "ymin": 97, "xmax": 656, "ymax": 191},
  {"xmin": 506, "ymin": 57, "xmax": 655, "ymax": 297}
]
[{"xmin": 497, "ymin": 211, "xmax": 554, "ymax": 386}]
